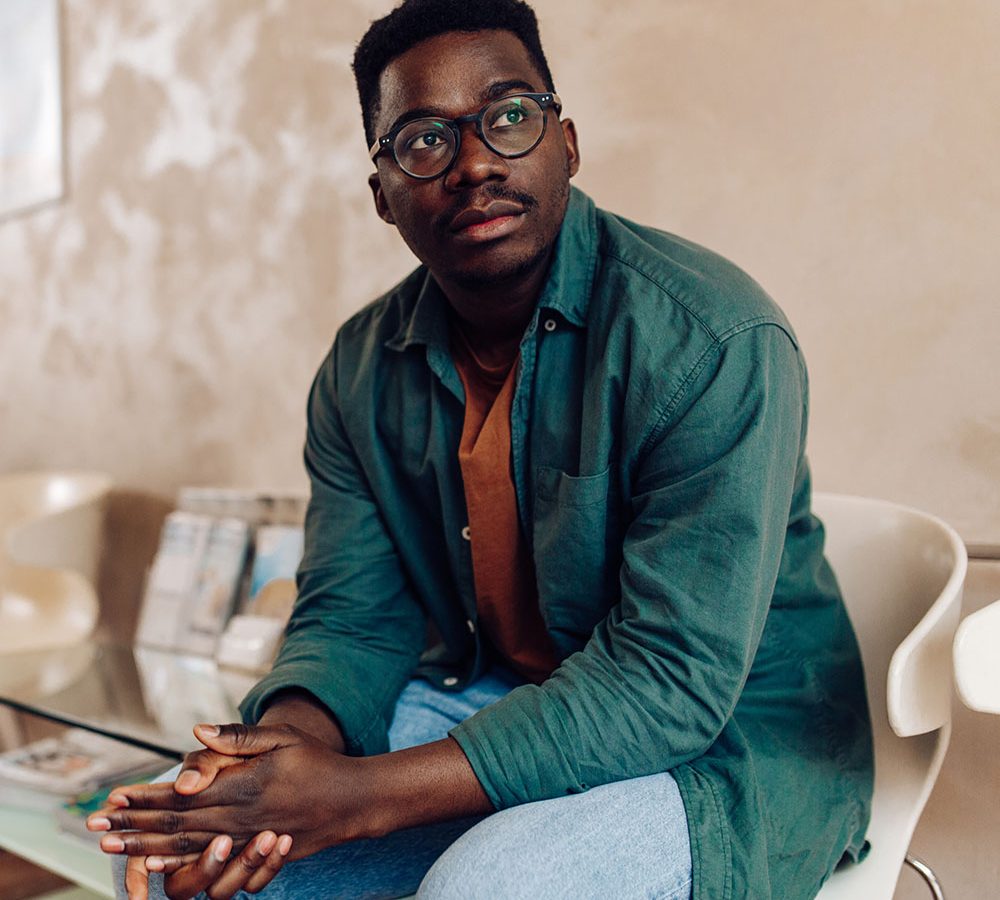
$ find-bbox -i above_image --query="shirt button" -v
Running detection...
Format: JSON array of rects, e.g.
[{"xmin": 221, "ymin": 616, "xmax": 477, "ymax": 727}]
[
  {"xmin": 461, "ymin": 525, "xmax": 471, "ymax": 541},
  {"xmin": 543, "ymin": 318, "xmax": 557, "ymax": 332},
  {"xmin": 443, "ymin": 676, "xmax": 459, "ymax": 687},
  {"xmin": 466, "ymin": 619, "xmax": 476, "ymax": 634}
]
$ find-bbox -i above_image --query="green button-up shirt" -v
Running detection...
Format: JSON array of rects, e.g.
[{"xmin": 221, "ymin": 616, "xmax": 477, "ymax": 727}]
[{"xmin": 241, "ymin": 188, "xmax": 873, "ymax": 899}]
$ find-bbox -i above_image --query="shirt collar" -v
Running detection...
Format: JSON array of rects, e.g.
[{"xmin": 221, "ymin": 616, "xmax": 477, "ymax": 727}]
[
  {"xmin": 385, "ymin": 269, "xmax": 448, "ymax": 352},
  {"xmin": 385, "ymin": 186, "xmax": 598, "ymax": 351},
  {"xmin": 535, "ymin": 186, "xmax": 598, "ymax": 328}
]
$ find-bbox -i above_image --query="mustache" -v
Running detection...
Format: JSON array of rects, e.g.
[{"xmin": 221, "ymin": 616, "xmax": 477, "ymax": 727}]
[{"xmin": 435, "ymin": 184, "xmax": 538, "ymax": 229}]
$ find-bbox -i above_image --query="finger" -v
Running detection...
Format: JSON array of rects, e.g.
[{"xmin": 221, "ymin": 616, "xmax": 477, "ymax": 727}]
[
  {"xmin": 174, "ymin": 747, "xmax": 247, "ymax": 795},
  {"xmin": 199, "ymin": 831, "xmax": 284, "ymax": 898},
  {"xmin": 100, "ymin": 830, "xmax": 220, "ymax": 858},
  {"xmin": 100, "ymin": 781, "xmax": 195, "ymax": 811},
  {"xmin": 91, "ymin": 805, "xmax": 229, "ymax": 836},
  {"xmin": 124, "ymin": 855, "xmax": 149, "ymax": 900},
  {"xmin": 145, "ymin": 852, "xmax": 200, "ymax": 875},
  {"xmin": 162, "ymin": 834, "xmax": 232, "ymax": 900},
  {"xmin": 193, "ymin": 722, "xmax": 298, "ymax": 759},
  {"xmin": 104, "ymin": 778, "xmax": 162, "ymax": 809},
  {"xmin": 99, "ymin": 778, "xmax": 230, "ymax": 812},
  {"xmin": 243, "ymin": 834, "xmax": 293, "ymax": 893}
]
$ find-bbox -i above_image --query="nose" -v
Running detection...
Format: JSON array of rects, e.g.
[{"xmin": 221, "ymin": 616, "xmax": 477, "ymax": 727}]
[{"xmin": 442, "ymin": 124, "xmax": 509, "ymax": 191}]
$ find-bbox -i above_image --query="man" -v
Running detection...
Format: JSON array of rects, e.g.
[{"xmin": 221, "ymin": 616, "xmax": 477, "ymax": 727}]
[{"xmin": 92, "ymin": 1, "xmax": 873, "ymax": 897}]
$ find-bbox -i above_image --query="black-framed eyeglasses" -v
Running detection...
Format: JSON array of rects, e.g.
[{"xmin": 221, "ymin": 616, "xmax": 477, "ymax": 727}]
[{"xmin": 368, "ymin": 92, "xmax": 562, "ymax": 180}]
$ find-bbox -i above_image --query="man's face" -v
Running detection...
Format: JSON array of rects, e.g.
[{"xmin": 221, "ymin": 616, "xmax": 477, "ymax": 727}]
[{"xmin": 368, "ymin": 29, "xmax": 580, "ymax": 291}]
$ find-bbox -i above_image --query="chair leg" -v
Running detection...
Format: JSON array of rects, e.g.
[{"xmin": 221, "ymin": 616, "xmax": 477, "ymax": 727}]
[{"xmin": 904, "ymin": 855, "xmax": 944, "ymax": 900}]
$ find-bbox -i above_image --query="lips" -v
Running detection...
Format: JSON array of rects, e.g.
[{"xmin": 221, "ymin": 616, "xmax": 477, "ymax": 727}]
[{"xmin": 448, "ymin": 200, "xmax": 525, "ymax": 232}]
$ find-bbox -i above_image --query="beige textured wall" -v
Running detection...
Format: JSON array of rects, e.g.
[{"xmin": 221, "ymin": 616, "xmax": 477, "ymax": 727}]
[{"xmin": 1, "ymin": 0, "xmax": 998, "ymax": 541}]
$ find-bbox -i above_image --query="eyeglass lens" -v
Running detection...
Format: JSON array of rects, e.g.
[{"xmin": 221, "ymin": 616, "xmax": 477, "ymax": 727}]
[{"xmin": 393, "ymin": 96, "xmax": 546, "ymax": 179}]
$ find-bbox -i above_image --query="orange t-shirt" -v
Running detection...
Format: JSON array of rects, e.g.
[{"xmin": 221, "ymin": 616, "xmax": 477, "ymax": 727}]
[{"xmin": 451, "ymin": 326, "xmax": 560, "ymax": 684}]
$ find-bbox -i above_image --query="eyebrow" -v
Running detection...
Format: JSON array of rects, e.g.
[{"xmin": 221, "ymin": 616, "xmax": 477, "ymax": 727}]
[{"xmin": 384, "ymin": 79, "xmax": 538, "ymax": 134}]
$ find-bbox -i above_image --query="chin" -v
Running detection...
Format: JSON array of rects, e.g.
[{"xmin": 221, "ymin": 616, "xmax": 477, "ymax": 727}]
[{"xmin": 447, "ymin": 244, "xmax": 550, "ymax": 290}]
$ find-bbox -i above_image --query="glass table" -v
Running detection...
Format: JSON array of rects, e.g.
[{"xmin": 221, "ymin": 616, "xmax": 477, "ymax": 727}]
[
  {"xmin": 0, "ymin": 641, "xmax": 260, "ymax": 757},
  {"xmin": 0, "ymin": 641, "xmax": 261, "ymax": 897}
]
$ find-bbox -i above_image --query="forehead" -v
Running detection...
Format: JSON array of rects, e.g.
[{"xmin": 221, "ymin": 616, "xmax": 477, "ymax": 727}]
[{"xmin": 375, "ymin": 30, "xmax": 546, "ymax": 130}]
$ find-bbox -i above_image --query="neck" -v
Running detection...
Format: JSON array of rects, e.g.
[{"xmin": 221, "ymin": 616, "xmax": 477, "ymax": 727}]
[{"xmin": 436, "ymin": 249, "xmax": 552, "ymax": 367}]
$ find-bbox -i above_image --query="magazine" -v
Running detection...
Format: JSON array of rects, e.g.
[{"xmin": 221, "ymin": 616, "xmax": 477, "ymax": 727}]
[
  {"xmin": 135, "ymin": 511, "xmax": 213, "ymax": 650},
  {"xmin": 0, "ymin": 728, "xmax": 170, "ymax": 810},
  {"xmin": 136, "ymin": 513, "xmax": 250, "ymax": 655}
]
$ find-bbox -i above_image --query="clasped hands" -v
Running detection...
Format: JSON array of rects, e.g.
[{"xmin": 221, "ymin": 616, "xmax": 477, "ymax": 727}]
[{"xmin": 87, "ymin": 720, "xmax": 375, "ymax": 900}]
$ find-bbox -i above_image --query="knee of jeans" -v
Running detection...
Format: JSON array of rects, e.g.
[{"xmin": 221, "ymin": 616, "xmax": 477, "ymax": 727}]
[
  {"xmin": 416, "ymin": 812, "xmax": 539, "ymax": 899},
  {"xmin": 415, "ymin": 818, "xmax": 484, "ymax": 899}
]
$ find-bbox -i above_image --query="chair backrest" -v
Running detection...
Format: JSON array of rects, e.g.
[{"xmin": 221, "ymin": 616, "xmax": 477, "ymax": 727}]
[
  {"xmin": 814, "ymin": 493, "xmax": 967, "ymax": 899},
  {"xmin": 0, "ymin": 471, "xmax": 112, "ymax": 654},
  {"xmin": 0, "ymin": 470, "xmax": 112, "ymax": 583}
]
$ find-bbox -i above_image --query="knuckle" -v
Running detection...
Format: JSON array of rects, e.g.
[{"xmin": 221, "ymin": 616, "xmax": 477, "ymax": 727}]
[
  {"xmin": 182, "ymin": 749, "xmax": 207, "ymax": 769},
  {"xmin": 220, "ymin": 722, "xmax": 252, "ymax": 750},
  {"xmin": 237, "ymin": 776, "xmax": 264, "ymax": 804},
  {"xmin": 162, "ymin": 810, "xmax": 183, "ymax": 833},
  {"xmin": 173, "ymin": 791, "xmax": 198, "ymax": 812},
  {"xmin": 174, "ymin": 832, "xmax": 194, "ymax": 856}
]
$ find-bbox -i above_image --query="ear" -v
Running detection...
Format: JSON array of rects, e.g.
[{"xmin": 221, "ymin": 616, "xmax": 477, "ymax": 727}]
[
  {"xmin": 560, "ymin": 118, "xmax": 581, "ymax": 178},
  {"xmin": 368, "ymin": 172, "xmax": 396, "ymax": 225}
]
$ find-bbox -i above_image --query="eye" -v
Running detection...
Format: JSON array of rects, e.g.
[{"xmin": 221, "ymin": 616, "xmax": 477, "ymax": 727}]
[
  {"xmin": 489, "ymin": 99, "xmax": 530, "ymax": 129},
  {"xmin": 399, "ymin": 120, "xmax": 452, "ymax": 154},
  {"xmin": 408, "ymin": 130, "xmax": 446, "ymax": 151}
]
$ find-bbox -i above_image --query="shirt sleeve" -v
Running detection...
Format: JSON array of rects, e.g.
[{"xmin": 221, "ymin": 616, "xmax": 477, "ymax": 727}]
[
  {"xmin": 449, "ymin": 322, "xmax": 805, "ymax": 807},
  {"xmin": 239, "ymin": 341, "xmax": 426, "ymax": 756}
]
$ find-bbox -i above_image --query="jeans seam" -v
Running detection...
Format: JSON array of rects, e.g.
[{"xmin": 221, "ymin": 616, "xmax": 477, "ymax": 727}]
[{"xmin": 656, "ymin": 876, "xmax": 693, "ymax": 900}]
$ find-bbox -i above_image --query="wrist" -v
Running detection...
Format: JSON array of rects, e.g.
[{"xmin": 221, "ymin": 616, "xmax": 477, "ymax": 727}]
[
  {"xmin": 259, "ymin": 689, "xmax": 346, "ymax": 753},
  {"xmin": 361, "ymin": 738, "xmax": 493, "ymax": 838},
  {"xmin": 335, "ymin": 755, "xmax": 388, "ymax": 841}
]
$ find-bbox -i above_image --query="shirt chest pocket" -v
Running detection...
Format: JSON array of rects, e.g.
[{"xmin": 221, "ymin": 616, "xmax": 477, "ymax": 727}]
[{"xmin": 532, "ymin": 466, "xmax": 621, "ymax": 655}]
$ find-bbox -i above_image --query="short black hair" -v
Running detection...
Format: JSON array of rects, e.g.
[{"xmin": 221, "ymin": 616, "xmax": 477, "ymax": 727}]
[{"xmin": 353, "ymin": 0, "xmax": 556, "ymax": 147}]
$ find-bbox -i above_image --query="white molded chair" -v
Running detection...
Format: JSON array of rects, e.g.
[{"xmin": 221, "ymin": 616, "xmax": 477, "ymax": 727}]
[
  {"xmin": 815, "ymin": 493, "xmax": 967, "ymax": 899},
  {"xmin": 0, "ymin": 470, "xmax": 112, "ymax": 653},
  {"xmin": 401, "ymin": 493, "xmax": 965, "ymax": 900},
  {"xmin": 953, "ymin": 598, "xmax": 1000, "ymax": 715}
]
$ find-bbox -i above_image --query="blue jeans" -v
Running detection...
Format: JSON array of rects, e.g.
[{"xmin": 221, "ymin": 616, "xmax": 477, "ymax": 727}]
[{"xmin": 114, "ymin": 668, "xmax": 692, "ymax": 899}]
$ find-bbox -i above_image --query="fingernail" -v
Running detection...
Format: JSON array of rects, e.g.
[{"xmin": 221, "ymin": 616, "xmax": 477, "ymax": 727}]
[
  {"xmin": 101, "ymin": 835, "xmax": 125, "ymax": 853},
  {"xmin": 87, "ymin": 816, "xmax": 111, "ymax": 832},
  {"xmin": 213, "ymin": 835, "xmax": 233, "ymax": 863},
  {"xmin": 175, "ymin": 770, "xmax": 200, "ymax": 791},
  {"xmin": 277, "ymin": 835, "xmax": 292, "ymax": 857},
  {"xmin": 257, "ymin": 832, "xmax": 276, "ymax": 855},
  {"xmin": 195, "ymin": 723, "xmax": 220, "ymax": 737},
  {"xmin": 146, "ymin": 857, "xmax": 164, "ymax": 872},
  {"xmin": 108, "ymin": 793, "xmax": 130, "ymax": 807}
]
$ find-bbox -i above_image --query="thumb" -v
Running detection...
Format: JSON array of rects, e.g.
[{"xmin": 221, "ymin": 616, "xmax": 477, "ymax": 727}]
[
  {"xmin": 193, "ymin": 722, "xmax": 299, "ymax": 757},
  {"xmin": 173, "ymin": 723, "xmax": 296, "ymax": 796},
  {"xmin": 124, "ymin": 854, "xmax": 149, "ymax": 900}
]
